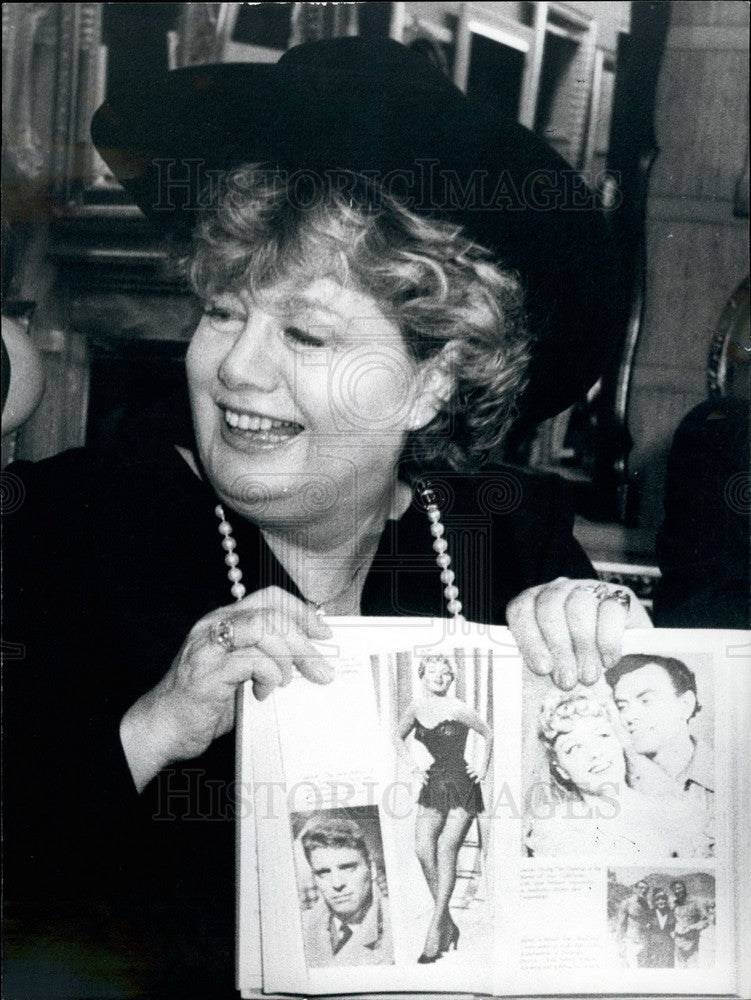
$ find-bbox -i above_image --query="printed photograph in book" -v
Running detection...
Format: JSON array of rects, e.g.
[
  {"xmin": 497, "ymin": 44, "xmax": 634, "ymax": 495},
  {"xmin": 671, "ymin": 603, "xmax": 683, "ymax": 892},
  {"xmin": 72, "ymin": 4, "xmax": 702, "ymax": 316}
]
[
  {"xmin": 290, "ymin": 805, "xmax": 394, "ymax": 968},
  {"xmin": 607, "ymin": 867, "xmax": 716, "ymax": 970},
  {"xmin": 378, "ymin": 646, "xmax": 494, "ymax": 966},
  {"xmin": 521, "ymin": 650, "xmax": 715, "ymax": 858}
]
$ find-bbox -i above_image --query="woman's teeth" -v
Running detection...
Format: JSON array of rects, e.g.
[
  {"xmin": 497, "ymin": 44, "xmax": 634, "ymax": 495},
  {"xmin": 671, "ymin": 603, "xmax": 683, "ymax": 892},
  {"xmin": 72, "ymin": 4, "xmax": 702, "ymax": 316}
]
[{"xmin": 223, "ymin": 409, "xmax": 302, "ymax": 436}]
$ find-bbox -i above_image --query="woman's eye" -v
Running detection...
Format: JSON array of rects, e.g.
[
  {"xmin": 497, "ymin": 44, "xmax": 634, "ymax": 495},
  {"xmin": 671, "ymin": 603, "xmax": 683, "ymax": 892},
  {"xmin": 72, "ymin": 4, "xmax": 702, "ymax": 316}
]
[
  {"xmin": 284, "ymin": 326, "xmax": 327, "ymax": 348},
  {"xmin": 203, "ymin": 304, "xmax": 245, "ymax": 326}
]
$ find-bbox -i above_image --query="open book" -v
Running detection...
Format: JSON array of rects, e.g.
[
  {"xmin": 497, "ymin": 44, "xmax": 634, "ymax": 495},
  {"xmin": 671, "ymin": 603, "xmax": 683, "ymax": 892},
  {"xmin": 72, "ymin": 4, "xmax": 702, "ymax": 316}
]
[{"xmin": 236, "ymin": 621, "xmax": 750, "ymax": 998}]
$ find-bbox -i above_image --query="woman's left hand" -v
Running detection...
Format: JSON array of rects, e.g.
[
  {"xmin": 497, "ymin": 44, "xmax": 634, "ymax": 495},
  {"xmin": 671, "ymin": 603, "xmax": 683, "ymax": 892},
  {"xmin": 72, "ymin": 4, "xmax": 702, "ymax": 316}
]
[
  {"xmin": 466, "ymin": 763, "xmax": 485, "ymax": 783},
  {"xmin": 506, "ymin": 577, "xmax": 652, "ymax": 690}
]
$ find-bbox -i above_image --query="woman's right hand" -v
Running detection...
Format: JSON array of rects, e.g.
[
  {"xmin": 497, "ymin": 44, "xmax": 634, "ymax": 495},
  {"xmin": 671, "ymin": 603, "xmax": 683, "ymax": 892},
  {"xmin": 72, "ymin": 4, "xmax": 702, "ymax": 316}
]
[
  {"xmin": 120, "ymin": 587, "xmax": 334, "ymax": 791},
  {"xmin": 466, "ymin": 762, "xmax": 485, "ymax": 783}
]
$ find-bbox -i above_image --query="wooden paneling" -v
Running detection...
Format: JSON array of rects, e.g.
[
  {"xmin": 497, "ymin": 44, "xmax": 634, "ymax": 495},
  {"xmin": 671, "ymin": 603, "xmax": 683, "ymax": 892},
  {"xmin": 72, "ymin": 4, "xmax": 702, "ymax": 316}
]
[
  {"xmin": 627, "ymin": 0, "xmax": 750, "ymax": 546},
  {"xmin": 673, "ymin": 1, "xmax": 751, "ymax": 28},
  {"xmin": 650, "ymin": 49, "xmax": 749, "ymax": 200},
  {"xmin": 637, "ymin": 219, "xmax": 750, "ymax": 372}
]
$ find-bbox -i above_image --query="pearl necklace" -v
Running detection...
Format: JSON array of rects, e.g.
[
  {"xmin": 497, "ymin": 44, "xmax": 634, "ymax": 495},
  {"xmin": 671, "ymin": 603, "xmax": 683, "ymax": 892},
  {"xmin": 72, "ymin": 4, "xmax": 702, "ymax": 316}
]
[
  {"xmin": 214, "ymin": 480, "xmax": 462, "ymax": 618},
  {"xmin": 417, "ymin": 480, "xmax": 463, "ymax": 617},
  {"xmin": 215, "ymin": 504, "xmax": 248, "ymax": 601}
]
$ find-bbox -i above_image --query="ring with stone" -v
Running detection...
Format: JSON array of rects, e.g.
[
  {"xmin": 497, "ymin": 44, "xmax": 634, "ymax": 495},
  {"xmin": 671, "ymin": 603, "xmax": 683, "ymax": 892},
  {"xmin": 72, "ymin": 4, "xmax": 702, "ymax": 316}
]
[
  {"xmin": 210, "ymin": 619, "xmax": 235, "ymax": 652},
  {"xmin": 603, "ymin": 587, "xmax": 631, "ymax": 610},
  {"xmin": 576, "ymin": 582, "xmax": 611, "ymax": 601}
]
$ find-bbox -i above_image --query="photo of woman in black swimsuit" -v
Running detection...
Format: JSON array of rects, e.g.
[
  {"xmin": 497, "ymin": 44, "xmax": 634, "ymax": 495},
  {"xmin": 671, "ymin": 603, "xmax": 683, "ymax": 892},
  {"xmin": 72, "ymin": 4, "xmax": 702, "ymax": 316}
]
[{"xmin": 395, "ymin": 655, "xmax": 493, "ymax": 964}]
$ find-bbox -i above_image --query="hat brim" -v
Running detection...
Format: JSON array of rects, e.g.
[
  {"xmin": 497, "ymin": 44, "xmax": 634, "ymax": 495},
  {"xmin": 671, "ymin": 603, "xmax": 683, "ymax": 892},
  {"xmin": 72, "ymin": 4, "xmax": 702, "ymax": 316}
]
[{"xmin": 92, "ymin": 38, "xmax": 623, "ymax": 426}]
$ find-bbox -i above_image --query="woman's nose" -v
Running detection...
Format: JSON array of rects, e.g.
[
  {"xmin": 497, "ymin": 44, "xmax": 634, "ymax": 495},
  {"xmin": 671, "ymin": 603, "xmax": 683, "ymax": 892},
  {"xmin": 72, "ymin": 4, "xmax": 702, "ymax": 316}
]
[{"xmin": 218, "ymin": 310, "xmax": 281, "ymax": 392}]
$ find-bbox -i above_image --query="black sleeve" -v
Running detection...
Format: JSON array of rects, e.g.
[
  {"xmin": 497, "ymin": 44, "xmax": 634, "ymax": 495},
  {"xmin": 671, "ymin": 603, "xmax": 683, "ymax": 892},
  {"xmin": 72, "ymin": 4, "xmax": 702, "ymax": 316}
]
[
  {"xmin": 2, "ymin": 453, "xmax": 142, "ymax": 902},
  {"xmin": 654, "ymin": 400, "xmax": 750, "ymax": 628},
  {"xmin": 476, "ymin": 465, "xmax": 596, "ymax": 623},
  {"xmin": 528, "ymin": 471, "xmax": 595, "ymax": 584},
  {"xmin": 505, "ymin": 465, "xmax": 595, "ymax": 585}
]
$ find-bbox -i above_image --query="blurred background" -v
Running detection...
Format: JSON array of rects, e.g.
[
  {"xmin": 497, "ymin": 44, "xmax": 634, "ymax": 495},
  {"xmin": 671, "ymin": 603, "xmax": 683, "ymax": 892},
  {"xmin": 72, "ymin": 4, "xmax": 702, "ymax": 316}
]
[{"xmin": 2, "ymin": 1, "xmax": 749, "ymax": 606}]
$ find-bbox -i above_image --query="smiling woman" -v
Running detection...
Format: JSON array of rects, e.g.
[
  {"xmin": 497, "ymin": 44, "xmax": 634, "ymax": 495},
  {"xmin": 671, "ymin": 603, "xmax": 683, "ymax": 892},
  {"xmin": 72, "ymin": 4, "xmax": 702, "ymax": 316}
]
[
  {"xmin": 3, "ymin": 36, "xmax": 650, "ymax": 998},
  {"xmin": 523, "ymin": 691, "xmax": 713, "ymax": 859},
  {"xmin": 184, "ymin": 165, "xmax": 528, "ymax": 561},
  {"xmin": 539, "ymin": 692, "xmax": 627, "ymax": 796},
  {"xmin": 188, "ymin": 165, "xmax": 530, "ymax": 476},
  {"xmin": 188, "ymin": 276, "xmax": 421, "ymax": 534}
]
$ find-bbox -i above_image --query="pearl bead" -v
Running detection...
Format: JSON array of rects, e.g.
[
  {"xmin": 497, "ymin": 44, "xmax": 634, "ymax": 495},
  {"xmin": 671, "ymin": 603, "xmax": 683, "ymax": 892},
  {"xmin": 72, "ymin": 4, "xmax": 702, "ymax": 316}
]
[
  {"xmin": 215, "ymin": 505, "xmax": 248, "ymax": 603},
  {"xmin": 215, "ymin": 481, "xmax": 463, "ymax": 618}
]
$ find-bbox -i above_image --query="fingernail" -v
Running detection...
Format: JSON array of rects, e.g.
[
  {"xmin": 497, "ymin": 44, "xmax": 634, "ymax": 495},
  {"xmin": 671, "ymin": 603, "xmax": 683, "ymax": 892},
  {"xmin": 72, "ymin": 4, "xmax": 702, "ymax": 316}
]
[
  {"xmin": 534, "ymin": 657, "xmax": 554, "ymax": 677},
  {"xmin": 315, "ymin": 662, "xmax": 335, "ymax": 683},
  {"xmin": 557, "ymin": 666, "xmax": 577, "ymax": 690}
]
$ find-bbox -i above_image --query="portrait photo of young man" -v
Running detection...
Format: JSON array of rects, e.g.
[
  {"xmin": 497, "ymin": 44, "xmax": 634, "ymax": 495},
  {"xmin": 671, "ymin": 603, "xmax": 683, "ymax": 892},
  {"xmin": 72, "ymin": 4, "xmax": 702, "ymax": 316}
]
[{"xmin": 295, "ymin": 812, "xmax": 394, "ymax": 968}]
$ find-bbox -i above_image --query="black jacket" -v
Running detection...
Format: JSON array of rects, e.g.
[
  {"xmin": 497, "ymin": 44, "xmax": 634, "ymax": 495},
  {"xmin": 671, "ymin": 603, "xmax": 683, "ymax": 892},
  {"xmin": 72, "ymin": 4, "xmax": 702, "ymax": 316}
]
[{"xmin": 3, "ymin": 439, "xmax": 592, "ymax": 997}]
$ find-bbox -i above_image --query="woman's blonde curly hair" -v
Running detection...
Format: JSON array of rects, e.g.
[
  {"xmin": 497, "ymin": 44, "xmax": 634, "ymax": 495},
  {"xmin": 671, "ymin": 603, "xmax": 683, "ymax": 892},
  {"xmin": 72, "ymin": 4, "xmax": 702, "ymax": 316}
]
[
  {"xmin": 537, "ymin": 692, "xmax": 623, "ymax": 797},
  {"xmin": 538, "ymin": 692, "xmax": 612, "ymax": 745},
  {"xmin": 189, "ymin": 165, "xmax": 530, "ymax": 475}
]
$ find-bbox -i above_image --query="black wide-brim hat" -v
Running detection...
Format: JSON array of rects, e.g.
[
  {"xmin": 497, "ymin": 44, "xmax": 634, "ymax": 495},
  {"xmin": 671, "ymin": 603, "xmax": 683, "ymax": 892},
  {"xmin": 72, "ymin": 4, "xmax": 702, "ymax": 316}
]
[{"xmin": 92, "ymin": 36, "xmax": 623, "ymax": 426}]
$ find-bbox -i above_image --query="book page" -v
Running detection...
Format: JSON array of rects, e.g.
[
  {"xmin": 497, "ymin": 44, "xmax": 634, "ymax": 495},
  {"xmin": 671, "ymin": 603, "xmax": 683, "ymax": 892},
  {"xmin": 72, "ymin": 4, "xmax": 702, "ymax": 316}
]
[
  {"xmin": 241, "ymin": 616, "xmax": 516, "ymax": 996},
  {"xmin": 237, "ymin": 622, "xmax": 749, "ymax": 998},
  {"xmin": 496, "ymin": 628, "xmax": 749, "ymax": 999},
  {"xmin": 237, "ymin": 678, "xmax": 281, "ymax": 999}
]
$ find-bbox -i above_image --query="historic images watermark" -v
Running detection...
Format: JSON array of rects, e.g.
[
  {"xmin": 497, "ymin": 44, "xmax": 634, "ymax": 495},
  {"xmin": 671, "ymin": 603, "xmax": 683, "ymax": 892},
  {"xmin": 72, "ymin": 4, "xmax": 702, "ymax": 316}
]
[
  {"xmin": 150, "ymin": 158, "xmax": 621, "ymax": 216},
  {"xmin": 151, "ymin": 770, "xmax": 625, "ymax": 823}
]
